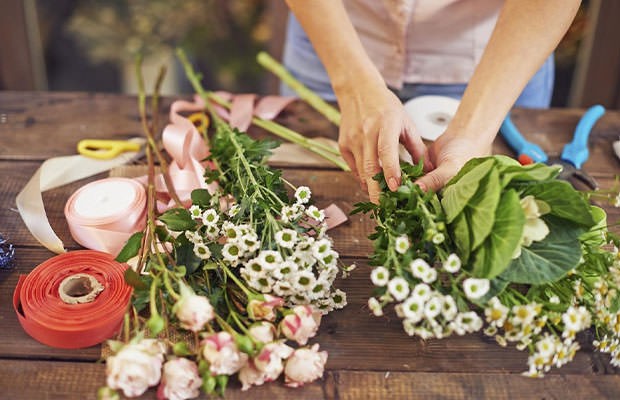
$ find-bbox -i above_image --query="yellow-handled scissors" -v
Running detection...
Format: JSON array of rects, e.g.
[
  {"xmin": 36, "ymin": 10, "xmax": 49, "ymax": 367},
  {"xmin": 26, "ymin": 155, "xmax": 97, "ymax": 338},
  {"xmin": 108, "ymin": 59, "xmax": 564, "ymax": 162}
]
[{"xmin": 77, "ymin": 139, "xmax": 143, "ymax": 160}]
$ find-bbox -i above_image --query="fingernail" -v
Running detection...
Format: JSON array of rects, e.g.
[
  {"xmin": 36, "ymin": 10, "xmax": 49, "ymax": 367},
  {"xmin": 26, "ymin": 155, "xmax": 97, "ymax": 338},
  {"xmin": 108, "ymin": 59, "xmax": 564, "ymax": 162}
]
[
  {"xmin": 388, "ymin": 177, "xmax": 398, "ymax": 191},
  {"xmin": 416, "ymin": 182, "xmax": 426, "ymax": 192}
]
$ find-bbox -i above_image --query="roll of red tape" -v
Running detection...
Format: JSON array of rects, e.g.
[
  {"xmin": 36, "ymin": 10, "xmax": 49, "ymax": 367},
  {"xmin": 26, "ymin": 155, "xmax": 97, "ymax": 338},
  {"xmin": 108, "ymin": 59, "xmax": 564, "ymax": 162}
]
[
  {"xmin": 64, "ymin": 177, "xmax": 146, "ymax": 256},
  {"xmin": 13, "ymin": 250, "xmax": 133, "ymax": 349}
]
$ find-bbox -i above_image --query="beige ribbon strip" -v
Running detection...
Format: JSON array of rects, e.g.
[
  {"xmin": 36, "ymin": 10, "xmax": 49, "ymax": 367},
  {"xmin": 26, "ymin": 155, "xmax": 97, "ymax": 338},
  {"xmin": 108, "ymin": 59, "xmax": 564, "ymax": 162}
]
[{"xmin": 16, "ymin": 148, "xmax": 143, "ymax": 254}]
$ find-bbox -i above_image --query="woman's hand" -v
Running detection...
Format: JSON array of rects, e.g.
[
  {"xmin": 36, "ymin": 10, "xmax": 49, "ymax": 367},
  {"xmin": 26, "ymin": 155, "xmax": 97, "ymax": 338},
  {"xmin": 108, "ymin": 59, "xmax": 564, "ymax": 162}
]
[
  {"xmin": 415, "ymin": 131, "xmax": 493, "ymax": 193},
  {"xmin": 337, "ymin": 82, "xmax": 431, "ymax": 203}
]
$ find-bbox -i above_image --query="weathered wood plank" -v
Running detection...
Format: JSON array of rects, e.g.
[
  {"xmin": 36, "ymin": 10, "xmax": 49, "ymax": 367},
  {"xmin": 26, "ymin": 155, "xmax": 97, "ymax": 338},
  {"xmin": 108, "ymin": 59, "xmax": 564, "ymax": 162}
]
[
  {"xmin": 0, "ymin": 359, "xmax": 326, "ymax": 400},
  {"xmin": 331, "ymin": 370, "xmax": 620, "ymax": 400}
]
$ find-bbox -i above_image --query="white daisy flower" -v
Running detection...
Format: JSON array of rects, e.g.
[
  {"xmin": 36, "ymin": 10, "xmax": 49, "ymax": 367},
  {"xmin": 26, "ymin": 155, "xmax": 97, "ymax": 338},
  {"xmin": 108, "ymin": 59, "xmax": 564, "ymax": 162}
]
[
  {"xmin": 320, "ymin": 250, "xmax": 338, "ymax": 269},
  {"xmin": 485, "ymin": 297, "xmax": 509, "ymax": 328},
  {"xmin": 411, "ymin": 283, "xmax": 432, "ymax": 302},
  {"xmin": 402, "ymin": 296, "xmax": 424, "ymax": 323},
  {"xmin": 331, "ymin": 289, "xmax": 347, "ymax": 309},
  {"xmin": 227, "ymin": 204, "xmax": 240, "ymax": 217},
  {"xmin": 370, "ymin": 266, "xmax": 390, "ymax": 287},
  {"xmin": 387, "ymin": 277, "xmax": 410, "ymax": 301},
  {"xmin": 244, "ymin": 258, "xmax": 265, "ymax": 276},
  {"xmin": 463, "ymin": 278, "xmax": 490, "ymax": 300},
  {"xmin": 185, "ymin": 230, "xmax": 203, "ymax": 244},
  {"xmin": 204, "ymin": 224, "xmax": 220, "ymax": 240},
  {"xmin": 312, "ymin": 238, "xmax": 332, "ymax": 259},
  {"xmin": 272, "ymin": 260, "xmax": 298, "ymax": 280},
  {"xmin": 535, "ymin": 335, "xmax": 557, "ymax": 359},
  {"xmin": 193, "ymin": 243, "xmax": 211, "ymax": 260},
  {"xmin": 222, "ymin": 242, "xmax": 243, "ymax": 263},
  {"xmin": 441, "ymin": 295, "xmax": 458, "ymax": 321},
  {"xmin": 280, "ymin": 204, "xmax": 303, "ymax": 223},
  {"xmin": 257, "ymin": 250, "xmax": 283, "ymax": 271},
  {"xmin": 241, "ymin": 232, "xmax": 260, "ymax": 254},
  {"xmin": 201, "ymin": 209, "xmax": 219, "ymax": 226},
  {"xmin": 294, "ymin": 186, "xmax": 312, "ymax": 204},
  {"xmin": 306, "ymin": 205, "xmax": 325, "ymax": 222},
  {"xmin": 275, "ymin": 228, "xmax": 298, "ymax": 249},
  {"xmin": 443, "ymin": 254, "xmax": 461, "ymax": 273},
  {"xmin": 292, "ymin": 270, "xmax": 317, "ymax": 292},
  {"xmin": 368, "ymin": 297, "xmax": 383, "ymax": 316},
  {"xmin": 272, "ymin": 281, "xmax": 294, "ymax": 297},
  {"xmin": 395, "ymin": 235, "xmax": 410, "ymax": 254},
  {"xmin": 422, "ymin": 268, "xmax": 438, "ymax": 284},
  {"xmin": 410, "ymin": 258, "xmax": 431, "ymax": 280},
  {"xmin": 424, "ymin": 296, "xmax": 443, "ymax": 319},
  {"xmin": 189, "ymin": 204, "xmax": 202, "ymax": 218}
]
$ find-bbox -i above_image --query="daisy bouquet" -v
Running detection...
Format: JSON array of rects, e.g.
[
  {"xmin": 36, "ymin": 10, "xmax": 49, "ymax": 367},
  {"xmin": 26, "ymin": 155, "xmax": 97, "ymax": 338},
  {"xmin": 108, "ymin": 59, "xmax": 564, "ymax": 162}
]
[
  {"xmin": 354, "ymin": 155, "xmax": 620, "ymax": 377},
  {"xmin": 100, "ymin": 61, "xmax": 349, "ymax": 399}
]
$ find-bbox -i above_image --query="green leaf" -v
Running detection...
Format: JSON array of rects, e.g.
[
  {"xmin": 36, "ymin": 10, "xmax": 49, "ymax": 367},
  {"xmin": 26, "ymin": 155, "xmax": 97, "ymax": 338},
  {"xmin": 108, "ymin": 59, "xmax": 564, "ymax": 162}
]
[
  {"xmin": 202, "ymin": 374, "xmax": 216, "ymax": 394},
  {"xmin": 147, "ymin": 314, "xmax": 165, "ymax": 336},
  {"xmin": 499, "ymin": 216, "xmax": 584, "ymax": 284},
  {"xmin": 452, "ymin": 211, "xmax": 471, "ymax": 264},
  {"xmin": 158, "ymin": 208, "xmax": 197, "ymax": 231},
  {"xmin": 124, "ymin": 268, "xmax": 148, "ymax": 290},
  {"xmin": 463, "ymin": 167, "xmax": 501, "ymax": 250},
  {"xmin": 522, "ymin": 180, "xmax": 595, "ymax": 227},
  {"xmin": 173, "ymin": 341, "xmax": 192, "ymax": 356},
  {"xmin": 500, "ymin": 163, "xmax": 560, "ymax": 187},
  {"xmin": 175, "ymin": 242, "xmax": 201, "ymax": 275},
  {"xmin": 580, "ymin": 206, "xmax": 607, "ymax": 247},
  {"xmin": 115, "ymin": 232, "xmax": 144, "ymax": 262},
  {"xmin": 191, "ymin": 189, "xmax": 211, "ymax": 207},
  {"xmin": 442, "ymin": 158, "xmax": 495, "ymax": 223},
  {"xmin": 471, "ymin": 189, "xmax": 525, "ymax": 279}
]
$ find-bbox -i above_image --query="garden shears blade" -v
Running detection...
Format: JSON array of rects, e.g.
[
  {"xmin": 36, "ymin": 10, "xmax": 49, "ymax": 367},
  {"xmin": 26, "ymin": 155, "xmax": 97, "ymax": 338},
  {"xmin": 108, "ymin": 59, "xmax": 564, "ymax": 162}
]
[{"xmin": 500, "ymin": 104, "xmax": 605, "ymax": 190}]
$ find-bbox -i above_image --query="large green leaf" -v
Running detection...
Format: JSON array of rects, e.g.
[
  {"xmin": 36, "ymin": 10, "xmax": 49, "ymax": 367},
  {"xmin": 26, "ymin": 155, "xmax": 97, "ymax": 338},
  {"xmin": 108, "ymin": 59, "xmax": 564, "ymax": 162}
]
[
  {"xmin": 441, "ymin": 158, "xmax": 495, "ymax": 223},
  {"xmin": 522, "ymin": 180, "xmax": 595, "ymax": 227},
  {"xmin": 499, "ymin": 215, "xmax": 584, "ymax": 284},
  {"xmin": 116, "ymin": 232, "xmax": 144, "ymax": 262},
  {"xmin": 452, "ymin": 212, "xmax": 472, "ymax": 264},
  {"xmin": 499, "ymin": 163, "xmax": 560, "ymax": 187},
  {"xmin": 464, "ymin": 167, "xmax": 501, "ymax": 250},
  {"xmin": 471, "ymin": 189, "xmax": 525, "ymax": 279}
]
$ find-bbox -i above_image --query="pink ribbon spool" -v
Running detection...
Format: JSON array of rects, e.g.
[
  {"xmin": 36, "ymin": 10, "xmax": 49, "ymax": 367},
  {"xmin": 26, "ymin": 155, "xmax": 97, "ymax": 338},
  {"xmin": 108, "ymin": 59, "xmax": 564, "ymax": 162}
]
[{"xmin": 65, "ymin": 178, "xmax": 146, "ymax": 256}]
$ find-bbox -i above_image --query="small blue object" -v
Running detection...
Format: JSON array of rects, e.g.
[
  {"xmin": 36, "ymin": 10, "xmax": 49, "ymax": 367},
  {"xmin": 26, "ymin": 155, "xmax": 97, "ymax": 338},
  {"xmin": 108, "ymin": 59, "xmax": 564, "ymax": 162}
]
[
  {"xmin": 561, "ymin": 104, "xmax": 605, "ymax": 169},
  {"xmin": 500, "ymin": 113, "xmax": 548, "ymax": 163},
  {"xmin": 0, "ymin": 234, "xmax": 15, "ymax": 269}
]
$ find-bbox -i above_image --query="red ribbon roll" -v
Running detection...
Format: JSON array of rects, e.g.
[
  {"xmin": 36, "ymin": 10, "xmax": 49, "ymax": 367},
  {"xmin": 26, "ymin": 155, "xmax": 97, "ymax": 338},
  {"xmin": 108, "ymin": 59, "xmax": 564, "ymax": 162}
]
[
  {"xmin": 13, "ymin": 250, "xmax": 133, "ymax": 349},
  {"xmin": 65, "ymin": 177, "xmax": 146, "ymax": 255}
]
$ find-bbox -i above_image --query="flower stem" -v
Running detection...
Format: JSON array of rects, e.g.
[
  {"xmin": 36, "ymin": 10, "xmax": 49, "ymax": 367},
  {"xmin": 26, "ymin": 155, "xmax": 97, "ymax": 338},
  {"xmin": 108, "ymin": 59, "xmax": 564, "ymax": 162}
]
[
  {"xmin": 220, "ymin": 262, "xmax": 251, "ymax": 297},
  {"xmin": 257, "ymin": 51, "xmax": 341, "ymax": 126}
]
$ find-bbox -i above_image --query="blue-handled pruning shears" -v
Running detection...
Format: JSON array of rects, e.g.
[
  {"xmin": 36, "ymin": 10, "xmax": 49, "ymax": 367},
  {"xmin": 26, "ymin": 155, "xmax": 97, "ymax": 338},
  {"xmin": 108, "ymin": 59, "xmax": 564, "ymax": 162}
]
[{"xmin": 500, "ymin": 104, "xmax": 605, "ymax": 189}]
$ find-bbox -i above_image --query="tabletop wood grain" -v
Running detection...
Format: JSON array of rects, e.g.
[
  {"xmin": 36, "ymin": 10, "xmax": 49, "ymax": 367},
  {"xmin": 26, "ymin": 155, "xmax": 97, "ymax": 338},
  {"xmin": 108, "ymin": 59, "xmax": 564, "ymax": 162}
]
[{"xmin": 1, "ymin": 91, "xmax": 619, "ymax": 399}]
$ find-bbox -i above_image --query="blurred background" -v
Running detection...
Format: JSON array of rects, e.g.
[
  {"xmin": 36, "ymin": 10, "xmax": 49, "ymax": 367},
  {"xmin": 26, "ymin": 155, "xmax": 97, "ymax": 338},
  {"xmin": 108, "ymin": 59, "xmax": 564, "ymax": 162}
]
[{"xmin": 1, "ymin": 0, "xmax": 618, "ymax": 109}]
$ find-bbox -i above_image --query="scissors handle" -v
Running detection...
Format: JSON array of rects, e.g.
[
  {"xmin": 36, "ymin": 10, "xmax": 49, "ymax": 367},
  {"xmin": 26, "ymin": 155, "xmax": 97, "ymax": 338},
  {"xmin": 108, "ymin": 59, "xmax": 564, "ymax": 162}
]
[
  {"xmin": 77, "ymin": 139, "xmax": 141, "ymax": 160},
  {"xmin": 500, "ymin": 113, "xmax": 548, "ymax": 164},
  {"xmin": 561, "ymin": 104, "xmax": 605, "ymax": 169}
]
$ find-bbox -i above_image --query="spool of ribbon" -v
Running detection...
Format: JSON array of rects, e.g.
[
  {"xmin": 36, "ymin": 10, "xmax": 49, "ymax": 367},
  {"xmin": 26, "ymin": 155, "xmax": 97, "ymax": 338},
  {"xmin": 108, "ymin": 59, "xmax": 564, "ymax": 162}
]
[
  {"xmin": 65, "ymin": 177, "xmax": 147, "ymax": 256},
  {"xmin": 13, "ymin": 250, "xmax": 133, "ymax": 349},
  {"xmin": 16, "ymin": 139, "xmax": 145, "ymax": 254}
]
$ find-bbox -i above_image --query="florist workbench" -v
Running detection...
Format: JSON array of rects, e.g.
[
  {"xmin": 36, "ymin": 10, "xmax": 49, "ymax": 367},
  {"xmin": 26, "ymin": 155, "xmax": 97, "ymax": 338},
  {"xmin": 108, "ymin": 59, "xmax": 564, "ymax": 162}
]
[{"xmin": 1, "ymin": 91, "xmax": 620, "ymax": 399}]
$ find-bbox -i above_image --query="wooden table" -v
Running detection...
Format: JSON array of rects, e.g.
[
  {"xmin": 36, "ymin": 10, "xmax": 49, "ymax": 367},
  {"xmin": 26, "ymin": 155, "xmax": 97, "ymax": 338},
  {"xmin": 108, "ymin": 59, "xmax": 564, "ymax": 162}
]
[{"xmin": 1, "ymin": 91, "xmax": 620, "ymax": 399}]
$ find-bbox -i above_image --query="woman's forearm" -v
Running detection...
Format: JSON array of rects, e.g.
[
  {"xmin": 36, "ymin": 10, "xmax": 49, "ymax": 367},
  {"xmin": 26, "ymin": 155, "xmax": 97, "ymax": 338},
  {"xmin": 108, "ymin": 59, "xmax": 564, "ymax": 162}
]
[
  {"xmin": 450, "ymin": 0, "xmax": 581, "ymax": 145},
  {"xmin": 284, "ymin": 0, "xmax": 384, "ymax": 95}
]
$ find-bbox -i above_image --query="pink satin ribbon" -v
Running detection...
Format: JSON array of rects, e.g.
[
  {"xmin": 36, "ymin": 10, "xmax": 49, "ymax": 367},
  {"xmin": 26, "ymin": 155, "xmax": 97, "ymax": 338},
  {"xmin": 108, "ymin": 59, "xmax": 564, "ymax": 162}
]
[
  {"xmin": 213, "ymin": 92, "xmax": 296, "ymax": 132},
  {"xmin": 65, "ymin": 178, "xmax": 146, "ymax": 256}
]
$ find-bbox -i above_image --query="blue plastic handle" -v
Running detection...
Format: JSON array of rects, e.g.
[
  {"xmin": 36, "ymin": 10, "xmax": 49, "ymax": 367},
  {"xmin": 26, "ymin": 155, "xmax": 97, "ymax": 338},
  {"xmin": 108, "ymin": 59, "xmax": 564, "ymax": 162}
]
[
  {"xmin": 500, "ymin": 113, "xmax": 548, "ymax": 163},
  {"xmin": 561, "ymin": 104, "xmax": 605, "ymax": 169}
]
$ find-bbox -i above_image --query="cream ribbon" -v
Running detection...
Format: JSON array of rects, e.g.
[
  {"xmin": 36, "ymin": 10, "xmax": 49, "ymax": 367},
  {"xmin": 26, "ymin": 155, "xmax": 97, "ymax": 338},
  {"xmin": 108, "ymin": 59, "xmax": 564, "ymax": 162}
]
[{"xmin": 16, "ymin": 143, "xmax": 144, "ymax": 254}]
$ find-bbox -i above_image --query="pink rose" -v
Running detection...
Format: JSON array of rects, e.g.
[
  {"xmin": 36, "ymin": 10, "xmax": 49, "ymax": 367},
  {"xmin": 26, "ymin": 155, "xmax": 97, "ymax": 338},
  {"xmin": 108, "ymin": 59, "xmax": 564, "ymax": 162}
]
[
  {"xmin": 201, "ymin": 332, "xmax": 248, "ymax": 375},
  {"xmin": 174, "ymin": 292, "xmax": 214, "ymax": 332},
  {"xmin": 248, "ymin": 321, "xmax": 276, "ymax": 344},
  {"xmin": 106, "ymin": 339, "xmax": 166, "ymax": 397},
  {"xmin": 279, "ymin": 305, "xmax": 322, "ymax": 345},
  {"xmin": 247, "ymin": 294, "xmax": 284, "ymax": 321},
  {"xmin": 157, "ymin": 358, "xmax": 202, "ymax": 400},
  {"xmin": 284, "ymin": 344, "xmax": 328, "ymax": 388},
  {"xmin": 238, "ymin": 342, "xmax": 293, "ymax": 391}
]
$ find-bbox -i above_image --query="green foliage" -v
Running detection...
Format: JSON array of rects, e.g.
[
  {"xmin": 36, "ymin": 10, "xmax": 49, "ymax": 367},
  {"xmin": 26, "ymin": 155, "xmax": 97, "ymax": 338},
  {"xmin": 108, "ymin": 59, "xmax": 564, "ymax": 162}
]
[
  {"xmin": 158, "ymin": 208, "xmax": 197, "ymax": 231},
  {"xmin": 116, "ymin": 232, "xmax": 144, "ymax": 262},
  {"xmin": 522, "ymin": 180, "xmax": 595, "ymax": 227}
]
